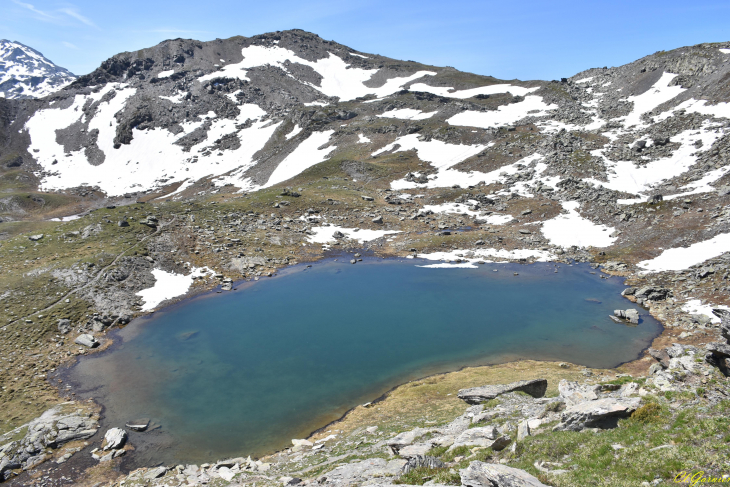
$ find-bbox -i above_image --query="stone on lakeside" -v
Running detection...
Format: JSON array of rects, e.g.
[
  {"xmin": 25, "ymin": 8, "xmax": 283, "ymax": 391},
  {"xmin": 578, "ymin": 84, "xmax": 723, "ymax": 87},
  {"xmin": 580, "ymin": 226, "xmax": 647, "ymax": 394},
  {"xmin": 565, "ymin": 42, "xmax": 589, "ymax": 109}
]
[
  {"xmin": 144, "ymin": 466, "xmax": 167, "ymax": 479},
  {"xmin": 460, "ymin": 461, "xmax": 548, "ymax": 487},
  {"xmin": 103, "ymin": 428, "xmax": 127, "ymax": 450},
  {"xmin": 613, "ymin": 309, "xmax": 639, "ymax": 324},
  {"xmin": 74, "ymin": 334, "xmax": 98, "ymax": 348},
  {"xmin": 458, "ymin": 378, "xmax": 548, "ymax": 404},
  {"xmin": 554, "ymin": 397, "xmax": 641, "ymax": 431}
]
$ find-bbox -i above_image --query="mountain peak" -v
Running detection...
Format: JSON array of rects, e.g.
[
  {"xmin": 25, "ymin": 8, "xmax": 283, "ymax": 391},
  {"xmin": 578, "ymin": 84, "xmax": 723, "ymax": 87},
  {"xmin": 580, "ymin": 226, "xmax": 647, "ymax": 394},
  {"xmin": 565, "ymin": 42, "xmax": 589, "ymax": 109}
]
[{"xmin": 0, "ymin": 39, "xmax": 76, "ymax": 99}]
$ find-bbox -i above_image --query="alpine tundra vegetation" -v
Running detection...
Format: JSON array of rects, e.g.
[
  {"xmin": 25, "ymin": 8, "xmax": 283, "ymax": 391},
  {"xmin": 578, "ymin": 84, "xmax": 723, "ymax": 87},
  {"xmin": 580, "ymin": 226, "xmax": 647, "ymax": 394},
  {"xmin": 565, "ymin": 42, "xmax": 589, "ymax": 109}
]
[{"xmin": 0, "ymin": 28, "xmax": 730, "ymax": 487}]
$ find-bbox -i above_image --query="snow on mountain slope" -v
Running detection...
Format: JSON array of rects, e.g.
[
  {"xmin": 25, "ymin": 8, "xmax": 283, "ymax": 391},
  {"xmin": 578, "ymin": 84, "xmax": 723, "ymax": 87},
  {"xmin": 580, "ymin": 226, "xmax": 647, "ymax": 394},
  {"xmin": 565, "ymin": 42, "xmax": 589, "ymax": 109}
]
[
  {"xmin": 199, "ymin": 45, "xmax": 437, "ymax": 101},
  {"xmin": 26, "ymin": 84, "xmax": 280, "ymax": 195},
  {"xmin": 10, "ymin": 32, "xmax": 730, "ymax": 210},
  {"xmin": 0, "ymin": 40, "xmax": 76, "ymax": 99}
]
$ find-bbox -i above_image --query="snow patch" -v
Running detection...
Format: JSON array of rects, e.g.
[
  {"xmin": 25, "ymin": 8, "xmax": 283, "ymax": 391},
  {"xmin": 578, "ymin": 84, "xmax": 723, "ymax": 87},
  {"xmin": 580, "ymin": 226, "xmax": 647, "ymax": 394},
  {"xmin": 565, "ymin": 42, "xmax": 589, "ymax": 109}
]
[
  {"xmin": 682, "ymin": 299, "xmax": 728, "ymax": 324},
  {"xmin": 541, "ymin": 201, "xmax": 617, "ymax": 248},
  {"xmin": 26, "ymin": 92, "xmax": 281, "ymax": 195},
  {"xmin": 358, "ymin": 134, "xmax": 371, "ymax": 144},
  {"xmin": 286, "ymin": 124, "xmax": 303, "ymax": 140},
  {"xmin": 374, "ymin": 133, "xmax": 486, "ymax": 169},
  {"xmin": 159, "ymin": 93, "xmax": 185, "ymax": 104},
  {"xmin": 136, "ymin": 267, "xmax": 212, "ymax": 311},
  {"xmin": 157, "ymin": 70, "xmax": 175, "ymax": 78},
  {"xmin": 621, "ymin": 72, "xmax": 685, "ymax": 127},
  {"xmin": 638, "ymin": 233, "xmax": 730, "ymax": 272},
  {"xmin": 199, "ymin": 45, "xmax": 435, "ymax": 102},
  {"xmin": 417, "ymin": 248, "xmax": 554, "ymax": 268},
  {"xmin": 588, "ymin": 123, "xmax": 723, "ymax": 197},
  {"xmin": 307, "ymin": 225, "xmax": 400, "ymax": 243},
  {"xmin": 264, "ymin": 131, "xmax": 336, "ymax": 187},
  {"xmin": 377, "ymin": 108, "xmax": 437, "ymax": 120},
  {"xmin": 447, "ymin": 96, "xmax": 557, "ymax": 129},
  {"xmin": 408, "ymin": 83, "xmax": 538, "ymax": 99}
]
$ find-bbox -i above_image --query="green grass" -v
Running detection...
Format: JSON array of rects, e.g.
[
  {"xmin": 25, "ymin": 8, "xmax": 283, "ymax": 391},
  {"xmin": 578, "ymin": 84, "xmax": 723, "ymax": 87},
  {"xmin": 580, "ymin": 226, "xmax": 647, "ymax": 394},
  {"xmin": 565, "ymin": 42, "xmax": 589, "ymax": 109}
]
[
  {"xmin": 394, "ymin": 466, "xmax": 460, "ymax": 485},
  {"xmin": 507, "ymin": 398, "xmax": 730, "ymax": 486}
]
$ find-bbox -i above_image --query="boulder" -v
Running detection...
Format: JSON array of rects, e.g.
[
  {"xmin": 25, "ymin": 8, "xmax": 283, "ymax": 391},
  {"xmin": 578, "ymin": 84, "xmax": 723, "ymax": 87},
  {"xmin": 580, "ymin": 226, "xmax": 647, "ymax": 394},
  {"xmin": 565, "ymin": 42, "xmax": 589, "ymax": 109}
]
[
  {"xmin": 554, "ymin": 397, "xmax": 641, "ymax": 431},
  {"xmin": 398, "ymin": 442, "xmax": 432, "ymax": 458},
  {"xmin": 387, "ymin": 427, "xmax": 428, "ymax": 453},
  {"xmin": 646, "ymin": 348, "xmax": 669, "ymax": 368},
  {"xmin": 706, "ymin": 342, "xmax": 730, "ymax": 358},
  {"xmin": 402, "ymin": 455, "xmax": 445, "ymax": 474},
  {"xmin": 517, "ymin": 420, "xmax": 531, "ymax": 440},
  {"xmin": 57, "ymin": 319, "xmax": 71, "ymax": 334},
  {"xmin": 74, "ymin": 334, "xmax": 98, "ymax": 348},
  {"xmin": 558, "ymin": 380, "xmax": 600, "ymax": 405},
  {"xmin": 451, "ymin": 427, "xmax": 510, "ymax": 451},
  {"xmin": 460, "ymin": 461, "xmax": 548, "ymax": 487},
  {"xmin": 458, "ymin": 379, "xmax": 547, "ymax": 404},
  {"xmin": 633, "ymin": 286, "xmax": 669, "ymax": 301},
  {"xmin": 144, "ymin": 466, "xmax": 167, "ymax": 479},
  {"xmin": 613, "ymin": 309, "xmax": 639, "ymax": 324},
  {"xmin": 103, "ymin": 428, "xmax": 127, "ymax": 450}
]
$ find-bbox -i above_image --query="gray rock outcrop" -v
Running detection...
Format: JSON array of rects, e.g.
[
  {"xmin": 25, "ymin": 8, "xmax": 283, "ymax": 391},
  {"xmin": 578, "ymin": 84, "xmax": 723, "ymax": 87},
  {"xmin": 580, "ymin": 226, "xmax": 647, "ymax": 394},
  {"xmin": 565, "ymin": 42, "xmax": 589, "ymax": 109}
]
[
  {"xmin": 460, "ymin": 461, "xmax": 548, "ymax": 487},
  {"xmin": 0, "ymin": 404, "xmax": 98, "ymax": 479},
  {"xmin": 458, "ymin": 379, "xmax": 547, "ymax": 404},
  {"xmin": 554, "ymin": 397, "xmax": 641, "ymax": 431}
]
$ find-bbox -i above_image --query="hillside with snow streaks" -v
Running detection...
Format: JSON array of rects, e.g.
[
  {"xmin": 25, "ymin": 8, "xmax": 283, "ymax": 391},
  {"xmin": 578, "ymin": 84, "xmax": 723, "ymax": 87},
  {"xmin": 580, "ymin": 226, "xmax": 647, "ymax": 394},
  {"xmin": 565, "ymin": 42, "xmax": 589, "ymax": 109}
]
[
  {"xmin": 0, "ymin": 40, "xmax": 76, "ymax": 99},
  {"xmin": 3, "ymin": 32, "xmax": 730, "ymax": 281}
]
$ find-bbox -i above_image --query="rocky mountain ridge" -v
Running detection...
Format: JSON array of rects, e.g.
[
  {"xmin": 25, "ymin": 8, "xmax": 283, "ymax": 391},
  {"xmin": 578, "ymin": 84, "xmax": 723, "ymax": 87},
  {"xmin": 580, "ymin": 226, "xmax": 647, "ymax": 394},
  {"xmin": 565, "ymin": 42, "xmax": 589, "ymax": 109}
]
[{"xmin": 0, "ymin": 40, "xmax": 76, "ymax": 100}]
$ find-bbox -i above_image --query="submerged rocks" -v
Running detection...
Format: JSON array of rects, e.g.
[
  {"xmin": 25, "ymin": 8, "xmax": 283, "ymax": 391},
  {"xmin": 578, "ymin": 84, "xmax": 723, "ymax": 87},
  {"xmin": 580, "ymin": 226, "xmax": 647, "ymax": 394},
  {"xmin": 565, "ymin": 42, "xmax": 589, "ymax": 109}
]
[
  {"xmin": 125, "ymin": 419, "xmax": 150, "ymax": 432},
  {"xmin": 458, "ymin": 379, "xmax": 547, "ymax": 404},
  {"xmin": 460, "ymin": 461, "xmax": 548, "ymax": 487}
]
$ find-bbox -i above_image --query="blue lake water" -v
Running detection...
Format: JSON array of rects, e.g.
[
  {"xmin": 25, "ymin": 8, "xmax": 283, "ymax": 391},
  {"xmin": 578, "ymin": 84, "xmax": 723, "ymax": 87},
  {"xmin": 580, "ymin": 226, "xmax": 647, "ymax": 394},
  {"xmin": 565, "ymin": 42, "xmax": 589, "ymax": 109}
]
[{"xmin": 64, "ymin": 258, "xmax": 662, "ymax": 466}]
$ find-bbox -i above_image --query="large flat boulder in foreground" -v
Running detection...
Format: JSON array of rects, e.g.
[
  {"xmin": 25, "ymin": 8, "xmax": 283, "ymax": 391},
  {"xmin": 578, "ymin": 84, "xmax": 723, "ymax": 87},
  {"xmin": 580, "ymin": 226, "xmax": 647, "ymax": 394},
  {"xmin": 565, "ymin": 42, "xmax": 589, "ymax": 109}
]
[
  {"xmin": 554, "ymin": 397, "xmax": 641, "ymax": 431},
  {"xmin": 458, "ymin": 379, "xmax": 548, "ymax": 404},
  {"xmin": 460, "ymin": 461, "xmax": 548, "ymax": 487}
]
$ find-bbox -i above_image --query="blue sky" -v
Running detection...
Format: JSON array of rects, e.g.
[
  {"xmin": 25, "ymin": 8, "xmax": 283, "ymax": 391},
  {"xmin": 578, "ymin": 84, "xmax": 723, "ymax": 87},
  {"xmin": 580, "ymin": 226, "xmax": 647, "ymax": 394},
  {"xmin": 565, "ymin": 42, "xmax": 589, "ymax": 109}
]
[{"xmin": 2, "ymin": 0, "xmax": 729, "ymax": 80}]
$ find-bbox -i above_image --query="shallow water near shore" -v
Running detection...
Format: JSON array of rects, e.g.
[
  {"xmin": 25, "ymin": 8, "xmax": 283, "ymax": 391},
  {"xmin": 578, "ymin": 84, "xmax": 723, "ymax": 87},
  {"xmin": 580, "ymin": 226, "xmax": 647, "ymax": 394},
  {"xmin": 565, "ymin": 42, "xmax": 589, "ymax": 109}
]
[{"xmin": 64, "ymin": 258, "xmax": 662, "ymax": 466}]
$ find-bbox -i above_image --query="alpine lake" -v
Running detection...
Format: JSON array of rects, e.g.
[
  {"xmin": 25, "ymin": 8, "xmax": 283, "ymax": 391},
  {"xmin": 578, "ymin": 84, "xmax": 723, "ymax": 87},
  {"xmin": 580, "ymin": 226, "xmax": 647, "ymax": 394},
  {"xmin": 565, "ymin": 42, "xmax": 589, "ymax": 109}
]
[{"xmin": 62, "ymin": 257, "xmax": 662, "ymax": 467}]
